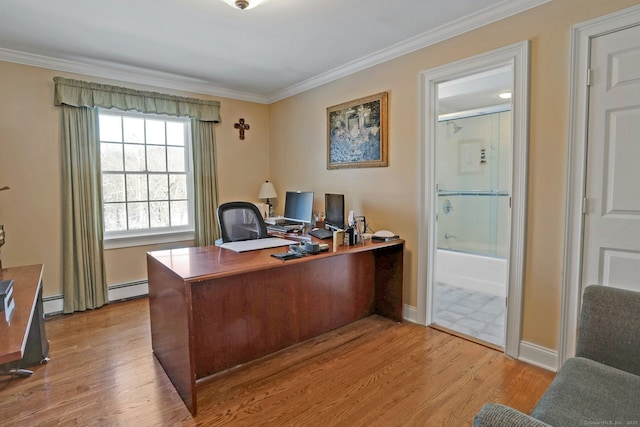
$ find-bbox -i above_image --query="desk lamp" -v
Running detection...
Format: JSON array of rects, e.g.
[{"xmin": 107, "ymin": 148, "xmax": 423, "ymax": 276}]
[{"xmin": 258, "ymin": 181, "xmax": 277, "ymax": 217}]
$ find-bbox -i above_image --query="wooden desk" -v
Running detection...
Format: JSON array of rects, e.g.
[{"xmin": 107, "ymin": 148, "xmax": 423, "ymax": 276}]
[
  {"xmin": 147, "ymin": 239, "xmax": 404, "ymax": 415},
  {"xmin": 0, "ymin": 264, "xmax": 50, "ymax": 373}
]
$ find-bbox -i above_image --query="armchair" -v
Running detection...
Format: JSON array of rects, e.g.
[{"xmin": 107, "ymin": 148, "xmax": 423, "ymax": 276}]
[{"xmin": 474, "ymin": 285, "xmax": 640, "ymax": 426}]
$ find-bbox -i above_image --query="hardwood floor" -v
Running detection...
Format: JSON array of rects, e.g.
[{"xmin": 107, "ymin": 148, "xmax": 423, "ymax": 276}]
[{"xmin": 0, "ymin": 297, "xmax": 554, "ymax": 426}]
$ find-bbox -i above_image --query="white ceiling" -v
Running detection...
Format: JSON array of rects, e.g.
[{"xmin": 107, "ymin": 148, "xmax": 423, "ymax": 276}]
[{"xmin": 0, "ymin": 0, "xmax": 548, "ymax": 104}]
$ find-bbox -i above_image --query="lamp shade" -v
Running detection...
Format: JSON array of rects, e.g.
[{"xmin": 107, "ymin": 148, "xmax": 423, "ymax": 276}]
[{"xmin": 258, "ymin": 181, "xmax": 277, "ymax": 200}]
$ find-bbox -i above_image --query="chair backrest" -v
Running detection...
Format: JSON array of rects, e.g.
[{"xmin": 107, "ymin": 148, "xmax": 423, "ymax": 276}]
[
  {"xmin": 576, "ymin": 285, "xmax": 640, "ymax": 375},
  {"xmin": 217, "ymin": 201, "xmax": 268, "ymax": 243}
]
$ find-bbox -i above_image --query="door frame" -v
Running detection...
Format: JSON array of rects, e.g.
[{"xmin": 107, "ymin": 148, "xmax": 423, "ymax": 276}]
[
  {"xmin": 417, "ymin": 41, "xmax": 530, "ymax": 357},
  {"xmin": 560, "ymin": 5, "xmax": 640, "ymax": 365}
]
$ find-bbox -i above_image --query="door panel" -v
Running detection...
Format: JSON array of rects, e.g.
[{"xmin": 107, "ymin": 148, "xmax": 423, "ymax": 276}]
[
  {"xmin": 605, "ymin": 109, "xmax": 640, "ymax": 214},
  {"xmin": 602, "ymin": 249, "xmax": 640, "ymax": 291},
  {"xmin": 583, "ymin": 24, "xmax": 640, "ymax": 293}
]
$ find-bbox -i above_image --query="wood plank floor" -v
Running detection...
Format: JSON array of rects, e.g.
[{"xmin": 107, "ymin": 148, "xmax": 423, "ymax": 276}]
[{"xmin": 0, "ymin": 297, "xmax": 555, "ymax": 426}]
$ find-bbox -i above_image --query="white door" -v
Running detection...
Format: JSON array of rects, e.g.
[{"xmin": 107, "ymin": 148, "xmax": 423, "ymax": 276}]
[{"xmin": 582, "ymin": 24, "xmax": 640, "ymax": 293}]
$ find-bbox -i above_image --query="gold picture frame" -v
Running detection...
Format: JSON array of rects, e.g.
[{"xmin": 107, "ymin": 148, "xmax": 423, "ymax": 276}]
[{"xmin": 327, "ymin": 92, "xmax": 388, "ymax": 169}]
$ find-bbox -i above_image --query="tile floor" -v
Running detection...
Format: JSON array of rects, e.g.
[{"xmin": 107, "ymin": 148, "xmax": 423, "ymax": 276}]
[{"xmin": 433, "ymin": 283, "xmax": 505, "ymax": 347}]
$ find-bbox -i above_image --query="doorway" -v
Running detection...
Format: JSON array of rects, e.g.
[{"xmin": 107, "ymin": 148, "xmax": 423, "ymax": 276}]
[{"xmin": 418, "ymin": 42, "xmax": 530, "ymax": 357}]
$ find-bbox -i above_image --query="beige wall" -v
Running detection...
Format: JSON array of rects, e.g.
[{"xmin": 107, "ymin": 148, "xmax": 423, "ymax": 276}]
[
  {"xmin": 1, "ymin": 0, "xmax": 638, "ymax": 351},
  {"xmin": 0, "ymin": 62, "xmax": 270, "ymax": 296},
  {"xmin": 268, "ymin": 0, "xmax": 640, "ymax": 350}
]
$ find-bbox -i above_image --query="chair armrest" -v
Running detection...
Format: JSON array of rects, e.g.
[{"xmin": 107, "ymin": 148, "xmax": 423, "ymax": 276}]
[
  {"xmin": 473, "ymin": 404, "xmax": 552, "ymax": 427},
  {"xmin": 576, "ymin": 285, "xmax": 640, "ymax": 376}
]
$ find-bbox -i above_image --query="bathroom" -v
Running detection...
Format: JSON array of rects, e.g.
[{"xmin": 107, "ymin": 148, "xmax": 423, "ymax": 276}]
[{"xmin": 433, "ymin": 108, "xmax": 511, "ymax": 348}]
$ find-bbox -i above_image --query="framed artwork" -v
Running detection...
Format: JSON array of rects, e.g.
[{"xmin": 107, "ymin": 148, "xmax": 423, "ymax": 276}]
[
  {"xmin": 327, "ymin": 92, "xmax": 388, "ymax": 169},
  {"xmin": 458, "ymin": 140, "xmax": 482, "ymax": 174}
]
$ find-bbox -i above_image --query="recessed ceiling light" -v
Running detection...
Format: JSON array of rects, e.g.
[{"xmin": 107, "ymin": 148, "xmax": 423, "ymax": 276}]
[{"xmin": 498, "ymin": 92, "xmax": 512, "ymax": 99}]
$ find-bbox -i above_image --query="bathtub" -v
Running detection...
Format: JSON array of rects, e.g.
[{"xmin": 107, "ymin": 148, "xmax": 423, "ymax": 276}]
[{"xmin": 435, "ymin": 248, "xmax": 507, "ymax": 297}]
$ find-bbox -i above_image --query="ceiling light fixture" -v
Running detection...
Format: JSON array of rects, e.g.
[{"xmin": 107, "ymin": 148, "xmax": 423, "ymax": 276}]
[
  {"xmin": 498, "ymin": 92, "xmax": 512, "ymax": 99},
  {"xmin": 221, "ymin": 0, "xmax": 265, "ymax": 10}
]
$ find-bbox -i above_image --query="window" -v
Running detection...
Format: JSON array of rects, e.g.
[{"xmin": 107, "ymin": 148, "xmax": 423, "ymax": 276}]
[{"xmin": 99, "ymin": 109, "xmax": 194, "ymax": 248}]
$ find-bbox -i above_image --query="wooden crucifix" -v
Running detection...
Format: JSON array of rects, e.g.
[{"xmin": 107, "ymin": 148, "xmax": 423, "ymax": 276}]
[{"xmin": 234, "ymin": 118, "xmax": 250, "ymax": 140}]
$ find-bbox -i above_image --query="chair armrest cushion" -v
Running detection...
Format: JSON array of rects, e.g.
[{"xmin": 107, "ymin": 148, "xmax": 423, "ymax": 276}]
[
  {"xmin": 576, "ymin": 285, "xmax": 640, "ymax": 375},
  {"xmin": 473, "ymin": 404, "xmax": 552, "ymax": 427}
]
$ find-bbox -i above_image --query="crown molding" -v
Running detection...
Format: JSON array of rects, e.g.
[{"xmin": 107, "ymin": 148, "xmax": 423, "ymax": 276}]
[
  {"xmin": 0, "ymin": 0, "xmax": 549, "ymax": 105},
  {"xmin": 0, "ymin": 47, "xmax": 269, "ymax": 104},
  {"xmin": 267, "ymin": 0, "xmax": 551, "ymax": 103}
]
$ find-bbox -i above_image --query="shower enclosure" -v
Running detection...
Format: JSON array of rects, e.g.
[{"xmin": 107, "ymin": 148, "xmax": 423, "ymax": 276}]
[{"xmin": 433, "ymin": 109, "xmax": 511, "ymax": 347}]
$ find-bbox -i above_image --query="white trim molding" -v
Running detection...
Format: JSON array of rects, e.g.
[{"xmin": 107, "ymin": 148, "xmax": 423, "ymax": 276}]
[
  {"xmin": 0, "ymin": 47, "xmax": 269, "ymax": 104},
  {"xmin": 418, "ymin": 41, "xmax": 530, "ymax": 359},
  {"xmin": 560, "ymin": 4, "xmax": 640, "ymax": 365},
  {"xmin": 518, "ymin": 341, "xmax": 558, "ymax": 372},
  {"xmin": 403, "ymin": 304, "xmax": 418, "ymax": 324}
]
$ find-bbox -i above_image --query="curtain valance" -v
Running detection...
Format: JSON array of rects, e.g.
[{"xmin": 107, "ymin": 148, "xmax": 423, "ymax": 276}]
[{"xmin": 53, "ymin": 77, "xmax": 221, "ymax": 122}]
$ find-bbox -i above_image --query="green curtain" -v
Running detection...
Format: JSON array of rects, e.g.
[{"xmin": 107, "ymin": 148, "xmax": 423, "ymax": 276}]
[
  {"xmin": 192, "ymin": 119, "xmax": 221, "ymax": 246},
  {"xmin": 53, "ymin": 77, "xmax": 221, "ymax": 121},
  {"xmin": 54, "ymin": 77, "xmax": 221, "ymax": 313},
  {"xmin": 60, "ymin": 105, "xmax": 108, "ymax": 313}
]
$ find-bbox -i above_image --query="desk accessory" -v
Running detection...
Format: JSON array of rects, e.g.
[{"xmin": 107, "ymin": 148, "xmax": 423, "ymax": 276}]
[
  {"xmin": 303, "ymin": 242, "xmax": 320, "ymax": 254},
  {"xmin": 1, "ymin": 279, "xmax": 15, "ymax": 321},
  {"xmin": 288, "ymin": 244, "xmax": 307, "ymax": 255},
  {"xmin": 309, "ymin": 227, "xmax": 333, "ymax": 239},
  {"xmin": 1, "ymin": 279, "xmax": 14, "ymax": 309},
  {"xmin": 4, "ymin": 295, "xmax": 15, "ymax": 322},
  {"xmin": 348, "ymin": 227, "xmax": 359, "ymax": 245},
  {"xmin": 285, "ymin": 242, "xmax": 327, "ymax": 256},
  {"xmin": 271, "ymin": 252, "xmax": 304, "ymax": 261},
  {"xmin": 372, "ymin": 230, "xmax": 399, "ymax": 241},
  {"xmin": 333, "ymin": 230, "xmax": 345, "ymax": 251}
]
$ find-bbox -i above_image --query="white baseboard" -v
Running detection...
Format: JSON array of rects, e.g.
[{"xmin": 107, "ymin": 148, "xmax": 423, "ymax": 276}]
[
  {"xmin": 518, "ymin": 341, "xmax": 558, "ymax": 372},
  {"xmin": 108, "ymin": 280, "xmax": 148, "ymax": 302},
  {"xmin": 403, "ymin": 304, "xmax": 418, "ymax": 323},
  {"xmin": 43, "ymin": 280, "xmax": 149, "ymax": 316}
]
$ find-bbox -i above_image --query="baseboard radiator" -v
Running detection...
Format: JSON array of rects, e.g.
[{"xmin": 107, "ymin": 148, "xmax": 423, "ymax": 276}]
[{"xmin": 43, "ymin": 280, "xmax": 149, "ymax": 316}]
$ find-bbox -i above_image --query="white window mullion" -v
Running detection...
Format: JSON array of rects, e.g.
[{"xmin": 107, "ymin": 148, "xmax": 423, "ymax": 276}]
[{"xmin": 98, "ymin": 109, "xmax": 195, "ymax": 248}]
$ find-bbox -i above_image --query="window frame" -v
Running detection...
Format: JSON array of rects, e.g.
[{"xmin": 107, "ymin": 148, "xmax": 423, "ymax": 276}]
[{"xmin": 98, "ymin": 108, "xmax": 195, "ymax": 249}]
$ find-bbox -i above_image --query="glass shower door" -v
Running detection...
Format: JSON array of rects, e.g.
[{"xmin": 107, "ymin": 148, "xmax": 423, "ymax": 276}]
[{"xmin": 432, "ymin": 110, "xmax": 511, "ymax": 348}]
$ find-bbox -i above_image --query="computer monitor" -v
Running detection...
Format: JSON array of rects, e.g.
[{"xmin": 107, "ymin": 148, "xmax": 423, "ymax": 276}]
[
  {"xmin": 283, "ymin": 191, "xmax": 314, "ymax": 224},
  {"xmin": 324, "ymin": 193, "xmax": 345, "ymax": 230}
]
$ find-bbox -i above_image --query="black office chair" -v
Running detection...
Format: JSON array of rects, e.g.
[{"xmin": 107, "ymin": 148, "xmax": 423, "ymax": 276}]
[{"xmin": 217, "ymin": 201, "xmax": 269, "ymax": 243}]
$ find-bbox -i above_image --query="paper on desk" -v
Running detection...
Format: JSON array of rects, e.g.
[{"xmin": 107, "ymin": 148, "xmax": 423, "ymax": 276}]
[{"xmin": 220, "ymin": 237, "xmax": 298, "ymax": 253}]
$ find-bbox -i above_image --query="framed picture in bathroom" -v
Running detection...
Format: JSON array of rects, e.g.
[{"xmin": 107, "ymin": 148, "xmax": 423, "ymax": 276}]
[
  {"xmin": 326, "ymin": 92, "xmax": 388, "ymax": 169},
  {"xmin": 458, "ymin": 140, "xmax": 482, "ymax": 174}
]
